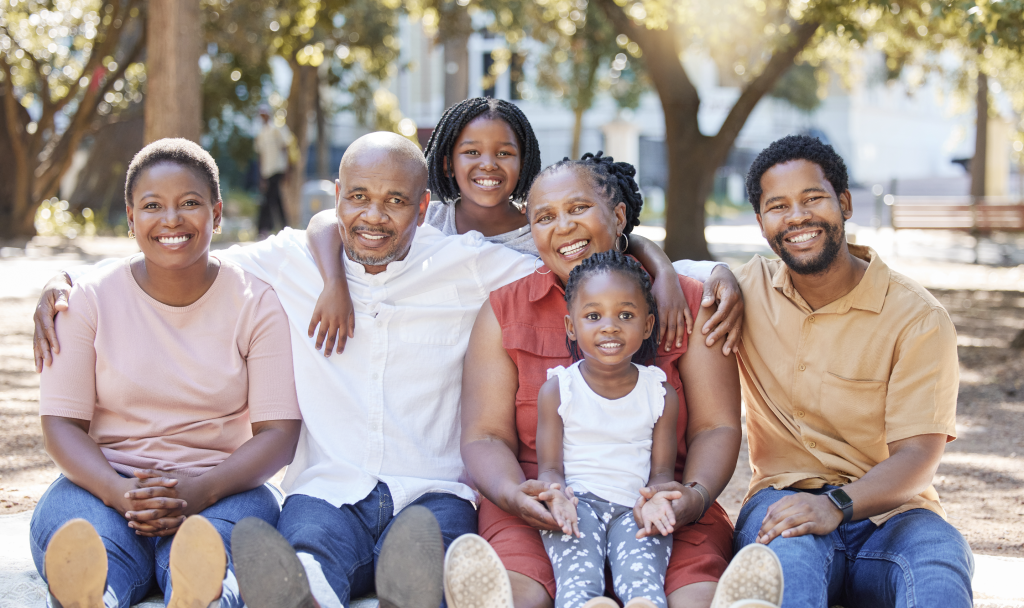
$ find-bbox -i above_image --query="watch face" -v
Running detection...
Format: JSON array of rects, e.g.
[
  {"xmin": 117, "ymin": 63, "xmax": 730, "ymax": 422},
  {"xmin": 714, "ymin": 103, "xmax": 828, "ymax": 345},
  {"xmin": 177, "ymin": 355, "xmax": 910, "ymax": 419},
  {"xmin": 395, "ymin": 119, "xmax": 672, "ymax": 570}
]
[{"xmin": 829, "ymin": 489, "xmax": 853, "ymax": 508}]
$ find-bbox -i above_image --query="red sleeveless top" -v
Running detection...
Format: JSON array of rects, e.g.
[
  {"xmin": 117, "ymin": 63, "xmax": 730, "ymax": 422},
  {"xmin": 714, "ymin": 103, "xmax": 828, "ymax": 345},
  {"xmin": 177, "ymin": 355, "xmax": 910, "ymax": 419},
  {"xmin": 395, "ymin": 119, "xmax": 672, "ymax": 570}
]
[{"xmin": 488, "ymin": 264, "xmax": 705, "ymax": 481}]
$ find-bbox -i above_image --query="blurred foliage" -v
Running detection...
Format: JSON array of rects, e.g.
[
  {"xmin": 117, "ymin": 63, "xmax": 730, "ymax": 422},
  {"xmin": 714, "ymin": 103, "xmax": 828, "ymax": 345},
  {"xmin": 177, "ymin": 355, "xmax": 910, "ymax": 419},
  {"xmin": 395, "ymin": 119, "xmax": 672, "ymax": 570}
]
[
  {"xmin": 34, "ymin": 197, "xmax": 97, "ymax": 238},
  {"xmin": 770, "ymin": 62, "xmax": 821, "ymax": 112},
  {"xmin": 0, "ymin": 0, "xmax": 145, "ymax": 237}
]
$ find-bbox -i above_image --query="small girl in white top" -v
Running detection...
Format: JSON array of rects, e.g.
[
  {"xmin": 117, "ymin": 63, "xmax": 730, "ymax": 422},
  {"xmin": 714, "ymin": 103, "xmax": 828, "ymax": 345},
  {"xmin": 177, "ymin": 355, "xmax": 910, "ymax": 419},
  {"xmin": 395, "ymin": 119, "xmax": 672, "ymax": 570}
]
[{"xmin": 537, "ymin": 250, "xmax": 683, "ymax": 608}]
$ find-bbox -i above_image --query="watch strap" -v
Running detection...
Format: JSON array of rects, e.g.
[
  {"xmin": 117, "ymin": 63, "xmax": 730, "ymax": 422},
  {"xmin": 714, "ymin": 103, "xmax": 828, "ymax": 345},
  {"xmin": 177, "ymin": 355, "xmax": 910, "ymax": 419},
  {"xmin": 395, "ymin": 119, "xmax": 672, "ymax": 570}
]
[
  {"xmin": 682, "ymin": 481, "xmax": 711, "ymax": 524},
  {"xmin": 826, "ymin": 489, "xmax": 853, "ymax": 524}
]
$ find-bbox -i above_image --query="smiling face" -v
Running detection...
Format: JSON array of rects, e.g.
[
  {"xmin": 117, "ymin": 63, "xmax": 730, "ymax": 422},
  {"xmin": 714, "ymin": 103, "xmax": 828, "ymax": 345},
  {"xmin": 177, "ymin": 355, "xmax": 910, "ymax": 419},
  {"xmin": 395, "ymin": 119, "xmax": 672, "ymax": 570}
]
[
  {"xmin": 756, "ymin": 159, "xmax": 852, "ymax": 275},
  {"xmin": 450, "ymin": 116, "xmax": 521, "ymax": 208},
  {"xmin": 565, "ymin": 270, "xmax": 655, "ymax": 368},
  {"xmin": 126, "ymin": 161, "xmax": 221, "ymax": 271},
  {"xmin": 335, "ymin": 144, "xmax": 430, "ymax": 274},
  {"xmin": 528, "ymin": 169, "xmax": 627, "ymax": 285}
]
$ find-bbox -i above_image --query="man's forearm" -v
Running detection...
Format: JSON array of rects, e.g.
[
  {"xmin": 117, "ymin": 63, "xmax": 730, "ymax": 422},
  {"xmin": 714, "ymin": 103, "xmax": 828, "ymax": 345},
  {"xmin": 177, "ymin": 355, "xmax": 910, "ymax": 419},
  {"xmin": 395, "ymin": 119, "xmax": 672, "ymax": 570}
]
[{"xmin": 840, "ymin": 434, "xmax": 946, "ymax": 520}]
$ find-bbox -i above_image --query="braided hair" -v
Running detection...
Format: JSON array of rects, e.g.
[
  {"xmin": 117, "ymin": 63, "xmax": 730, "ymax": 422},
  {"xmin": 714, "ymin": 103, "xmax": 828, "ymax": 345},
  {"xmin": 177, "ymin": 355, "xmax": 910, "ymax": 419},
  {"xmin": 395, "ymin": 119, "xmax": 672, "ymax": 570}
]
[
  {"xmin": 424, "ymin": 97, "xmax": 542, "ymax": 206},
  {"xmin": 563, "ymin": 250, "xmax": 660, "ymax": 365},
  {"xmin": 529, "ymin": 151, "xmax": 643, "ymax": 235}
]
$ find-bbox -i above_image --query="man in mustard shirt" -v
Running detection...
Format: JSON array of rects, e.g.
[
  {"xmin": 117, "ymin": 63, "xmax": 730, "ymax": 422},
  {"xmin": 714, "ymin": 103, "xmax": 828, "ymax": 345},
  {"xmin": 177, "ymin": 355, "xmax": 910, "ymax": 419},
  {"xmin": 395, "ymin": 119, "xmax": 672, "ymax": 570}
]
[{"xmin": 732, "ymin": 135, "xmax": 973, "ymax": 607}]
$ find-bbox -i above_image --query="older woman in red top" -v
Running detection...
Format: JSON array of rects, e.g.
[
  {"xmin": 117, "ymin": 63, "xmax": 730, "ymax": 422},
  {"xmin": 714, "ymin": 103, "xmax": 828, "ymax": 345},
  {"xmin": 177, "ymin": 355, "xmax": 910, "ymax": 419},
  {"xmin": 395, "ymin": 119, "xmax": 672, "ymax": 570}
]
[{"xmin": 460, "ymin": 153, "xmax": 742, "ymax": 608}]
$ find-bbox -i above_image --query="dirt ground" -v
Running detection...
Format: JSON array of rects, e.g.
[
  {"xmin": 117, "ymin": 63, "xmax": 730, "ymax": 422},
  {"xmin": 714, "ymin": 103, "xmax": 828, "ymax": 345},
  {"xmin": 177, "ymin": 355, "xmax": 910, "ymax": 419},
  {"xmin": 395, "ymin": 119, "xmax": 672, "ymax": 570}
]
[{"xmin": 1, "ymin": 278, "xmax": 1022, "ymax": 557}]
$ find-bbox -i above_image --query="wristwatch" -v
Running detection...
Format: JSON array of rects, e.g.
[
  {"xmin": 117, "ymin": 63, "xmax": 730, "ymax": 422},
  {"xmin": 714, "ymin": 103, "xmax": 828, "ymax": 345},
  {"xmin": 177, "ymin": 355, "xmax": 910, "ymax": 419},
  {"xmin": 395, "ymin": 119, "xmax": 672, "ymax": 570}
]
[
  {"xmin": 825, "ymin": 488, "xmax": 854, "ymax": 524},
  {"xmin": 682, "ymin": 481, "xmax": 711, "ymax": 524}
]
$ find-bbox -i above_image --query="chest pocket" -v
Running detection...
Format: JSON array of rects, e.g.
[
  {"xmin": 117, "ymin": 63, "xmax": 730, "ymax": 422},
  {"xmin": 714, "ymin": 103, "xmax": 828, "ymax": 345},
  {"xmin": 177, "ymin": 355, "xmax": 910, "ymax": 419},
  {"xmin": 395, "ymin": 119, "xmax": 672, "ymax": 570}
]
[
  {"xmin": 395, "ymin": 285, "xmax": 463, "ymax": 345},
  {"xmin": 820, "ymin": 372, "xmax": 887, "ymax": 448}
]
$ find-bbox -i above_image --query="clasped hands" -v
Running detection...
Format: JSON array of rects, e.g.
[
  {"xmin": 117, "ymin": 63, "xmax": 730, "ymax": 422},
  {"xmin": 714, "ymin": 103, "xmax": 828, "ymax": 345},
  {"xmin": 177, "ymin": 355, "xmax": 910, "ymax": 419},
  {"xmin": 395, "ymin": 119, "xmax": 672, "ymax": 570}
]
[{"xmin": 116, "ymin": 470, "xmax": 207, "ymax": 537}]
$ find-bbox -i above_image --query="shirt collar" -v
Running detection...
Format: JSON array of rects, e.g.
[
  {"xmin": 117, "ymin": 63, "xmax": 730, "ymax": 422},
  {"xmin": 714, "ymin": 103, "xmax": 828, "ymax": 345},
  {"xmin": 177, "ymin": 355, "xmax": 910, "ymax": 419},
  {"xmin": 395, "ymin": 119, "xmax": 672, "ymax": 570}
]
[
  {"xmin": 771, "ymin": 244, "xmax": 889, "ymax": 314},
  {"xmin": 527, "ymin": 265, "xmax": 565, "ymax": 303}
]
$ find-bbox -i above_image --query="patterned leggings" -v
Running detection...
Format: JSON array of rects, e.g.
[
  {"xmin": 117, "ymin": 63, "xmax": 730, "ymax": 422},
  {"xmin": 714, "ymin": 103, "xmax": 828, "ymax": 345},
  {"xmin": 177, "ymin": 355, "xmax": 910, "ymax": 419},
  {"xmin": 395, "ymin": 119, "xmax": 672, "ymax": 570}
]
[{"xmin": 540, "ymin": 492, "xmax": 672, "ymax": 608}]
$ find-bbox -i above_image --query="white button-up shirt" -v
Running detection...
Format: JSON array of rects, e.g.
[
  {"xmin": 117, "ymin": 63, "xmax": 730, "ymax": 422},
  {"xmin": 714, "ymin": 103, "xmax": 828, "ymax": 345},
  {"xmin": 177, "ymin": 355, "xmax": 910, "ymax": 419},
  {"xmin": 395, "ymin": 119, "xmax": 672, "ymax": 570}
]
[{"xmin": 215, "ymin": 226, "xmax": 535, "ymax": 511}]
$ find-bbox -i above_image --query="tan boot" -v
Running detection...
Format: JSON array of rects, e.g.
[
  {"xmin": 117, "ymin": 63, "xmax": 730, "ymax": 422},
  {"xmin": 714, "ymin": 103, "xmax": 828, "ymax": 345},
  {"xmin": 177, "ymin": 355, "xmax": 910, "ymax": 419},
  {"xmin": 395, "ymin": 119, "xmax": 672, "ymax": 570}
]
[
  {"xmin": 709, "ymin": 544, "xmax": 784, "ymax": 608},
  {"xmin": 45, "ymin": 519, "xmax": 107, "ymax": 608},
  {"xmin": 167, "ymin": 515, "xmax": 227, "ymax": 608},
  {"xmin": 443, "ymin": 534, "xmax": 514, "ymax": 608}
]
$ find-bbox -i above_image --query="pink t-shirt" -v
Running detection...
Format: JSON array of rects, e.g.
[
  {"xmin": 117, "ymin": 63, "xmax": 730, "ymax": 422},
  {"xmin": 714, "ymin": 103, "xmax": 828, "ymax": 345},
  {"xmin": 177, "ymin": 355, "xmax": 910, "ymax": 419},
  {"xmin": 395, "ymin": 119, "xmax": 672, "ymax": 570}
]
[{"xmin": 40, "ymin": 257, "xmax": 301, "ymax": 477}]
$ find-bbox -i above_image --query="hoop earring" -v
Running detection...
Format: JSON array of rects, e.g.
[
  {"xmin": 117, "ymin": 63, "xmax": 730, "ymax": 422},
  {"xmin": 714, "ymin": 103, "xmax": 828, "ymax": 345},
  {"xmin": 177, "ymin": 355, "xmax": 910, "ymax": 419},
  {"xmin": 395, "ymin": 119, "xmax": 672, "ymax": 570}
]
[
  {"xmin": 534, "ymin": 257, "xmax": 551, "ymax": 275},
  {"xmin": 615, "ymin": 232, "xmax": 629, "ymax": 253},
  {"xmin": 127, "ymin": 227, "xmax": 135, "ymax": 239},
  {"xmin": 510, "ymin": 196, "xmax": 526, "ymax": 213},
  {"xmin": 449, "ymin": 194, "xmax": 461, "ymax": 205}
]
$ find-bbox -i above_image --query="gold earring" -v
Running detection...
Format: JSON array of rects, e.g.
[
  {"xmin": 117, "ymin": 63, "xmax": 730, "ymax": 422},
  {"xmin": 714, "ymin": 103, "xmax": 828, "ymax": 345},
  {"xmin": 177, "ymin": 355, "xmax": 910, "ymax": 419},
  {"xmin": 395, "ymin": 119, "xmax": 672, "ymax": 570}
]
[
  {"xmin": 127, "ymin": 228, "xmax": 135, "ymax": 239},
  {"xmin": 213, "ymin": 224, "xmax": 222, "ymax": 234}
]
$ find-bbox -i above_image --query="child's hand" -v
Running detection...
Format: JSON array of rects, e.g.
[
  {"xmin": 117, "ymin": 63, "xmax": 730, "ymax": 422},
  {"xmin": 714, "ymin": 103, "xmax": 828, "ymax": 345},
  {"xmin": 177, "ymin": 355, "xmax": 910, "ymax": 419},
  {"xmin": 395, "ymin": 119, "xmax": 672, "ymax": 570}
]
[
  {"xmin": 638, "ymin": 490, "xmax": 680, "ymax": 538},
  {"xmin": 308, "ymin": 279, "xmax": 355, "ymax": 356},
  {"xmin": 539, "ymin": 483, "xmax": 581, "ymax": 537}
]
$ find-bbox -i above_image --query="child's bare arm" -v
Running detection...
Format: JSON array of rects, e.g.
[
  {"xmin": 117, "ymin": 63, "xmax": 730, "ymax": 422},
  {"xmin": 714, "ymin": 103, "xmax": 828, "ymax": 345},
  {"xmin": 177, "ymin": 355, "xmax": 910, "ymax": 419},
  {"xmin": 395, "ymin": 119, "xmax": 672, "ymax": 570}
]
[
  {"xmin": 306, "ymin": 210, "xmax": 355, "ymax": 355},
  {"xmin": 536, "ymin": 378, "xmax": 580, "ymax": 536},
  {"xmin": 628, "ymin": 234, "xmax": 693, "ymax": 348},
  {"xmin": 637, "ymin": 385, "xmax": 682, "ymax": 538}
]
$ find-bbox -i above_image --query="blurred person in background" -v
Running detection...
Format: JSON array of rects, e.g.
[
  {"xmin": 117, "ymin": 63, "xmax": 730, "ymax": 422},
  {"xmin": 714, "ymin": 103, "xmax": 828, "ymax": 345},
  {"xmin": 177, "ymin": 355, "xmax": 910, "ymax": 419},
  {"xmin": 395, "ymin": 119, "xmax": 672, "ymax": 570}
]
[{"xmin": 255, "ymin": 105, "xmax": 294, "ymax": 238}]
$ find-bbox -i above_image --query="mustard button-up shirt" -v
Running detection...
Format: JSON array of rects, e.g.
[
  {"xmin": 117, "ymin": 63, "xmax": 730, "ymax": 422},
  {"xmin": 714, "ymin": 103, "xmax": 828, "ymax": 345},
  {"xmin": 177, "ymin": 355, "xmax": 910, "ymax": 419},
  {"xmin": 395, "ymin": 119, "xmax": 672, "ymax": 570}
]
[{"xmin": 736, "ymin": 245, "xmax": 959, "ymax": 524}]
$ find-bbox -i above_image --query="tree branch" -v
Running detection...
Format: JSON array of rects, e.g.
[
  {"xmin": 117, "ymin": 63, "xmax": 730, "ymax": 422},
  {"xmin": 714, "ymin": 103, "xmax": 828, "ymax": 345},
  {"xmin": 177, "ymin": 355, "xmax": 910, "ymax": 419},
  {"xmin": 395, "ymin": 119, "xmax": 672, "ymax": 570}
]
[
  {"xmin": 0, "ymin": 59, "xmax": 28, "ymax": 164},
  {"xmin": 712, "ymin": 20, "xmax": 820, "ymax": 154},
  {"xmin": 34, "ymin": 27, "xmax": 146, "ymax": 200},
  {"xmin": 594, "ymin": 0, "xmax": 702, "ymax": 136}
]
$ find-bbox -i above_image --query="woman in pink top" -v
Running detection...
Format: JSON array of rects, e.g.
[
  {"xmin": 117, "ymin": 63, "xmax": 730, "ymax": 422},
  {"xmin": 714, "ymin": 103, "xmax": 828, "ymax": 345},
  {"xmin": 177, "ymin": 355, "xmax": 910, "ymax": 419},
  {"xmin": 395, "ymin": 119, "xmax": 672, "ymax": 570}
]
[{"xmin": 31, "ymin": 139, "xmax": 302, "ymax": 608}]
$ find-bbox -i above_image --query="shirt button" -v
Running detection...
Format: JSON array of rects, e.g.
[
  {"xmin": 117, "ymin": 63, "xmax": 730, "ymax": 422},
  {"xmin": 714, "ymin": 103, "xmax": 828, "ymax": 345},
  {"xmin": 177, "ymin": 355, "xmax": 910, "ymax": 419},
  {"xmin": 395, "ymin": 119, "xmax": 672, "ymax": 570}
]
[
  {"xmin": 799, "ymin": 364, "xmax": 806, "ymax": 371},
  {"xmin": 808, "ymin": 316, "xmax": 815, "ymax": 323},
  {"xmin": 376, "ymin": 321, "xmax": 382, "ymax": 328},
  {"xmin": 372, "ymin": 373, "xmax": 379, "ymax": 380},
  {"xmin": 807, "ymin": 441, "xmax": 816, "ymax": 449},
  {"xmin": 797, "ymin": 410, "xmax": 805, "ymax": 418}
]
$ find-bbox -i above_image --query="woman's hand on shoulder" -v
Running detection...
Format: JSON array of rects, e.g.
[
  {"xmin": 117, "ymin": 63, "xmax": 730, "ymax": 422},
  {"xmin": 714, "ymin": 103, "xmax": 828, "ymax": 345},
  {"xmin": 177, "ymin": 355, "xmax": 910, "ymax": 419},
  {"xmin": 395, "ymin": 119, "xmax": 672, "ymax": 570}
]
[
  {"xmin": 121, "ymin": 470, "xmax": 188, "ymax": 537},
  {"xmin": 651, "ymin": 272, "xmax": 693, "ymax": 352},
  {"xmin": 308, "ymin": 278, "xmax": 355, "ymax": 356},
  {"xmin": 34, "ymin": 272, "xmax": 72, "ymax": 372},
  {"xmin": 699, "ymin": 265, "xmax": 744, "ymax": 355}
]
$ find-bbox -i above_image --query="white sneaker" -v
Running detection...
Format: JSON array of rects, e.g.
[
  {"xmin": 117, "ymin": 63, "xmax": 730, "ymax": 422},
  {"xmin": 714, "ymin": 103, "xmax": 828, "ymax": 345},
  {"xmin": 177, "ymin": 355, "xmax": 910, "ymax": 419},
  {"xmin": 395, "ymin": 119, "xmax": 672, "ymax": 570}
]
[
  {"xmin": 710, "ymin": 544, "xmax": 784, "ymax": 608},
  {"xmin": 443, "ymin": 534, "xmax": 514, "ymax": 608}
]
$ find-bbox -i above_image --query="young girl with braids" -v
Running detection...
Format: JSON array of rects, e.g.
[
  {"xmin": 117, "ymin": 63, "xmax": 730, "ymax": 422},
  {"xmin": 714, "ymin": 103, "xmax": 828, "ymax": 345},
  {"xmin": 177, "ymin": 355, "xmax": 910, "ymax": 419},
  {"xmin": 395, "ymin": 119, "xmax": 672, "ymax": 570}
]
[
  {"xmin": 537, "ymin": 250, "xmax": 682, "ymax": 608},
  {"xmin": 303, "ymin": 100, "xmax": 742, "ymax": 357}
]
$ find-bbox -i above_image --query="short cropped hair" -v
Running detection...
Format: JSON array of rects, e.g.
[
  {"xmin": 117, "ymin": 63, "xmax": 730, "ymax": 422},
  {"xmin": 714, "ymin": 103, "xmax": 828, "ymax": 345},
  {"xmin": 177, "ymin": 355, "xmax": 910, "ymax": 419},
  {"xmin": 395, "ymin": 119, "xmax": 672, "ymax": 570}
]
[
  {"xmin": 745, "ymin": 135, "xmax": 848, "ymax": 213},
  {"xmin": 125, "ymin": 138, "xmax": 221, "ymax": 206}
]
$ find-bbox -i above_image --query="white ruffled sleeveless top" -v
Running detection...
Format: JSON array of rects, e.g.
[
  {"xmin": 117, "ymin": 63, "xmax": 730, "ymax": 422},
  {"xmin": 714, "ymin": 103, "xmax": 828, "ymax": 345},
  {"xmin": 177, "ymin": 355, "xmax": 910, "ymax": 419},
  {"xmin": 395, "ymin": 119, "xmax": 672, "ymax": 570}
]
[{"xmin": 547, "ymin": 361, "xmax": 668, "ymax": 508}]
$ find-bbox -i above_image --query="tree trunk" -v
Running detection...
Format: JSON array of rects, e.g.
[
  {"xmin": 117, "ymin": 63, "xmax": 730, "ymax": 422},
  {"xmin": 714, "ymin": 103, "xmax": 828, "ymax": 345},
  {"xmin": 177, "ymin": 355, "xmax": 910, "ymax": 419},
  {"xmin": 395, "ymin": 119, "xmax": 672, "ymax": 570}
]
[
  {"xmin": 283, "ymin": 60, "xmax": 318, "ymax": 226},
  {"xmin": 315, "ymin": 81, "xmax": 330, "ymax": 179},
  {"xmin": 144, "ymin": 0, "xmax": 202, "ymax": 143},
  {"xmin": 971, "ymin": 69, "xmax": 988, "ymax": 198},
  {"xmin": 595, "ymin": 0, "xmax": 818, "ymax": 259},
  {"xmin": 441, "ymin": 3, "xmax": 471, "ymax": 109},
  {"xmin": 571, "ymin": 108, "xmax": 585, "ymax": 161}
]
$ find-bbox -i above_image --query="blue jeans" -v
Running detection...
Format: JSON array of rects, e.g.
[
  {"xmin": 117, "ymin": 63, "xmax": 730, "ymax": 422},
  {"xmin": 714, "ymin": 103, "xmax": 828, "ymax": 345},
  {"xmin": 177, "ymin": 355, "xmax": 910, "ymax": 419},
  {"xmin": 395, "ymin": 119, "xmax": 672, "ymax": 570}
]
[
  {"xmin": 735, "ymin": 486, "xmax": 974, "ymax": 608},
  {"xmin": 30, "ymin": 475, "xmax": 281, "ymax": 608},
  {"xmin": 277, "ymin": 483, "xmax": 477, "ymax": 608}
]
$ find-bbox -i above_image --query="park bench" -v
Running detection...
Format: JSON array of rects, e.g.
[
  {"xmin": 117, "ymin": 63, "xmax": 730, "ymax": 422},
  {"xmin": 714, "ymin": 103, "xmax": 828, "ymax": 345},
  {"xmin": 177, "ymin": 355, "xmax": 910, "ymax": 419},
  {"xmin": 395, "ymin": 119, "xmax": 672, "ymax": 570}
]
[{"xmin": 890, "ymin": 196, "xmax": 1024, "ymax": 263}]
